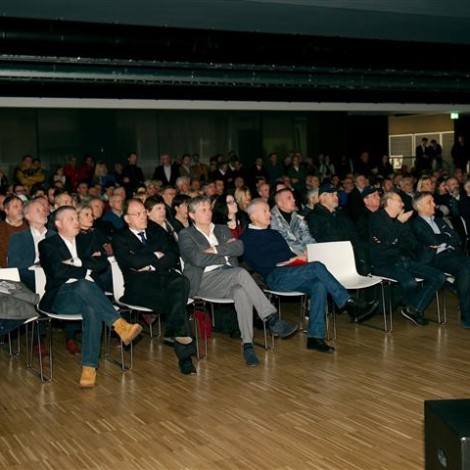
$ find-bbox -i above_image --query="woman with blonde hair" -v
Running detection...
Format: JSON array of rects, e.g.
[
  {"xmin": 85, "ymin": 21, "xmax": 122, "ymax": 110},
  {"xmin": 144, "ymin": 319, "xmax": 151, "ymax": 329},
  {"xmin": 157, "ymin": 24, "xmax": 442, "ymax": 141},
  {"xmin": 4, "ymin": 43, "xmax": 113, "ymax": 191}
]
[{"xmin": 234, "ymin": 186, "xmax": 252, "ymax": 212}]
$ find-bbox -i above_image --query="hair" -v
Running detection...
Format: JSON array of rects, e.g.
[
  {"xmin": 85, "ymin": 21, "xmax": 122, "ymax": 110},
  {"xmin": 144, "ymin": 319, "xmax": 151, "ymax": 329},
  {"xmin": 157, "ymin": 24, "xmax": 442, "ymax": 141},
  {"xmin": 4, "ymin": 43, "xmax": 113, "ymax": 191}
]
[
  {"xmin": 176, "ymin": 176, "xmax": 190, "ymax": 188},
  {"xmin": 23, "ymin": 198, "xmax": 42, "ymax": 216},
  {"xmin": 416, "ymin": 176, "xmax": 432, "ymax": 192},
  {"xmin": 412, "ymin": 191, "xmax": 433, "ymax": 211},
  {"xmin": 273, "ymin": 187, "xmax": 293, "ymax": 205},
  {"xmin": 54, "ymin": 191, "xmax": 71, "ymax": 206},
  {"xmin": 212, "ymin": 193, "xmax": 234, "ymax": 224},
  {"xmin": 144, "ymin": 195, "xmax": 165, "ymax": 212},
  {"xmin": 161, "ymin": 185, "xmax": 176, "ymax": 194},
  {"xmin": 122, "ymin": 198, "xmax": 144, "ymax": 216},
  {"xmin": 4, "ymin": 195, "xmax": 22, "ymax": 210},
  {"xmin": 245, "ymin": 198, "xmax": 266, "ymax": 218},
  {"xmin": 381, "ymin": 190, "xmax": 400, "ymax": 208},
  {"xmin": 54, "ymin": 205, "xmax": 76, "ymax": 221},
  {"xmin": 172, "ymin": 194, "xmax": 191, "ymax": 211},
  {"xmin": 75, "ymin": 202, "xmax": 93, "ymax": 216},
  {"xmin": 234, "ymin": 186, "xmax": 251, "ymax": 211},
  {"xmin": 188, "ymin": 195, "xmax": 211, "ymax": 214}
]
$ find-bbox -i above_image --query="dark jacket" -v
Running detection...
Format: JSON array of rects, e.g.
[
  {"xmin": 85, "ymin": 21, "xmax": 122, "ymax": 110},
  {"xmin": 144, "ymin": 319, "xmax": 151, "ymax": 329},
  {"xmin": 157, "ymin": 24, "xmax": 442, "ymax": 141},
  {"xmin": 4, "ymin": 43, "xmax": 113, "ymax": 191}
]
[
  {"xmin": 38, "ymin": 232, "xmax": 109, "ymax": 312},
  {"xmin": 369, "ymin": 209, "xmax": 419, "ymax": 268},
  {"xmin": 112, "ymin": 227, "xmax": 179, "ymax": 305},
  {"xmin": 410, "ymin": 214, "xmax": 462, "ymax": 265}
]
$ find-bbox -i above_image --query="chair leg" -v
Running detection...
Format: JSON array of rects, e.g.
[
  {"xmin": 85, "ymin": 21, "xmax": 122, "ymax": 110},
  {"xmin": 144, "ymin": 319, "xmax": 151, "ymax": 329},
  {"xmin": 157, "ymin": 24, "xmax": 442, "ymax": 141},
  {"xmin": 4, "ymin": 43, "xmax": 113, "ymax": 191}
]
[
  {"xmin": 381, "ymin": 282, "xmax": 393, "ymax": 333},
  {"xmin": 1, "ymin": 328, "xmax": 20, "ymax": 357},
  {"xmin": 27, "ymin": 317, "xmax": 51, "ymax": 383},
  {"xmin": 441, "ymin": 288, "xmax": 448, "ymax": 325},
  {"xmin": 104, "ymin": 324, "xmax": 134, "ymax": 371},
  {"xmin": 188, "ymin": 307, "xmax": 200, "ymax": 360}
]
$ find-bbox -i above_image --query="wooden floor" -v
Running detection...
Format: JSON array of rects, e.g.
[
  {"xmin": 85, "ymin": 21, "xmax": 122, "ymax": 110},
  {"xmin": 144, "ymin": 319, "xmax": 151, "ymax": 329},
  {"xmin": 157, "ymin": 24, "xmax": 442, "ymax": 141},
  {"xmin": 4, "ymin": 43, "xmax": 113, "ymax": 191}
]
[{"xmin": 1, "ymin": 297, "xmax": 469, "ymax": 470}]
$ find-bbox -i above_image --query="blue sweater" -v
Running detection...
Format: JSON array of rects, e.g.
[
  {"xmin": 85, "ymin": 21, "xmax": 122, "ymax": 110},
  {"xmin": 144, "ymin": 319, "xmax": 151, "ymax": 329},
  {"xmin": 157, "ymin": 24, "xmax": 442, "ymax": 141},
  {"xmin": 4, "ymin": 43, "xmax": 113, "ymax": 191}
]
[{"xmin": 240, "ymin": 227, "xmax": 295, "ymax": 279}]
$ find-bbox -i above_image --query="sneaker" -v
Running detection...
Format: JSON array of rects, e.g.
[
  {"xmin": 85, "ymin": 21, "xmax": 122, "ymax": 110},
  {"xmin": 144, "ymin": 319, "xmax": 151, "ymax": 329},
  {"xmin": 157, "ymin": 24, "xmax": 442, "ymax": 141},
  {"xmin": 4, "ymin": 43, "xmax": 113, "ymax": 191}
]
[
  {"xmin": 243, "ymin": 345, "xmax": 260, "ymax": 366},
  {"xmin": 268, "ymin": 318, "xmax": 299, "ymax": 338},
  {"xmin": 345, "ymin": 298, "xmax": 379, "ymax": 323},
  {"xmin": 401, "ymin": 307, "xmax": 428, "ymax": 326},
  {"xmin": 307, "ymin": 338, "xmax": 335, "ymax": 352}
]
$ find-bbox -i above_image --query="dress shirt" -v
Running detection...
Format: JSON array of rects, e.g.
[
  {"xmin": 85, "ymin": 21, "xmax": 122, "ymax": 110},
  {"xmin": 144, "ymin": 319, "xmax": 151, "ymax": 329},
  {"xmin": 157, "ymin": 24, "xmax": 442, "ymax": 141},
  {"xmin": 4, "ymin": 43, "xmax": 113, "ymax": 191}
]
[
  {"xmin": 420, "ymin": 215, "xmax": 448, "ymax": 254},
  {"xmin": 194, "ymin": 223, "xmax": 227, "ymax": 272}
]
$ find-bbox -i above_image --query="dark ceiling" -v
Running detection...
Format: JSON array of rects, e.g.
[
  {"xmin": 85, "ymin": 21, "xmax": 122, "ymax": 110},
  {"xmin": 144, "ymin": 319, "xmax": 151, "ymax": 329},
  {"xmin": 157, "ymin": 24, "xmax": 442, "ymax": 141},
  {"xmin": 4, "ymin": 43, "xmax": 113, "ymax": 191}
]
[{"xmin": 1, "ymin": 1, "xmax": 470, "ymax": 104}]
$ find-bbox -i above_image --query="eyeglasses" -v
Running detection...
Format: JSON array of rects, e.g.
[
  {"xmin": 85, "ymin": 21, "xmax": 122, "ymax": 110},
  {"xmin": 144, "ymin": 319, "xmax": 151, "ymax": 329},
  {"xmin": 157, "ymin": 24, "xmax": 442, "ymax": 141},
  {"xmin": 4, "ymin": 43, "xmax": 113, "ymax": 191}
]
[{"xmin": 127, "ymin": 211, "xmax": 146, "ymax": 217}]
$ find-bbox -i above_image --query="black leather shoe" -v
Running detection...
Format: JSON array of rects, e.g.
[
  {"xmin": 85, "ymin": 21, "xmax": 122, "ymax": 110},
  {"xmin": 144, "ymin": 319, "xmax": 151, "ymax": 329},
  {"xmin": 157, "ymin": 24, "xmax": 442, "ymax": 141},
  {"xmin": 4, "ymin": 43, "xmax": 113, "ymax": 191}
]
[
  {"xmin": 307, "ymin": 338, "xmax": 335, "ymax": 352},
  {"xmin": 174, "ymin": 341, "xmax": 197, "ymax": 375},
  {"xmin": 401, "ymin": 307, "xmax": 429, "ymax": 326},
  {"xmin": 179, "ymin": 357, "xmax": 197, "ymax": 375},
  {"xmin": 345, "ymin": 298, "xmax": 379, "ymax": 323}
]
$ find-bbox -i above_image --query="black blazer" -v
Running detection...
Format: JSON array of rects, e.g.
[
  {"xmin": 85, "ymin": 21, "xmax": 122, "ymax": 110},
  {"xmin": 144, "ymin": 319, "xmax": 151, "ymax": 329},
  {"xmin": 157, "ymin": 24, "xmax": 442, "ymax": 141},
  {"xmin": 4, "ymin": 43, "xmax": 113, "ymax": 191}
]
[
  {"xmin": 411, "ymin": 215, "xmax": 461, "ymax": 265},
  {"xmin": 152, "ymin": 165, "xmax": 178, "ymax": 187},
  {"xmin": 112, "ymin": 227, "xmax": 178, "ymax": 305},
  {"xmin": 38, "ymin": 233, "xmax": 109, "ymax": 312}
]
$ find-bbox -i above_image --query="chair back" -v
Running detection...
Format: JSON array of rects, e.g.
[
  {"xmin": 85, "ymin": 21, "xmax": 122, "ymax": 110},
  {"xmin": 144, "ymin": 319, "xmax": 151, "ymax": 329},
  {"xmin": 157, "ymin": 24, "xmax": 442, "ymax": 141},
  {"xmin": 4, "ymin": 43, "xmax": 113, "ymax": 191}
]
[
  {"xmin": 109, "ymin": 256, "xmax": 125, "ymax": 303},
  {"xmin": 0, "ymin": 267, "xmax": 21, "ymax": 282},
  {"xmin": 307, "ymin": 241, "xmax": 359, "ymax": 280}
]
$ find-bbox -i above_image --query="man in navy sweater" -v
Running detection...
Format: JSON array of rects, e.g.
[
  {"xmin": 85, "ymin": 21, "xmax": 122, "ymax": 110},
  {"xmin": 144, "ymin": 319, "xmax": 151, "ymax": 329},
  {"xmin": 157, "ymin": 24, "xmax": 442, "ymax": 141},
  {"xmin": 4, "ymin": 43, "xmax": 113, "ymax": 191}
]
[{"xmin": 240, "ymin": 199, "xmax": 378, "ymax": 352}]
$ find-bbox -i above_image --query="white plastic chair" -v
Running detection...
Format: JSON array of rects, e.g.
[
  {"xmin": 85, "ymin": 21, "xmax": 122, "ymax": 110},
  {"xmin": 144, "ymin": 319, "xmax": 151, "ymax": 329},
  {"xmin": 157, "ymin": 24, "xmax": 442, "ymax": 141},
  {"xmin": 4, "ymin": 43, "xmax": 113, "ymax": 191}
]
[
  {"xmin": 34, "ymin": 266, "xmax": 83, "ymax": 382},
  {"xmin": 307, "ymin": 241, "xmax": 385, "ymax": 338},
  {"xmin": 264, "ymin": 289, "xmax": 307, "ymax": 329}
]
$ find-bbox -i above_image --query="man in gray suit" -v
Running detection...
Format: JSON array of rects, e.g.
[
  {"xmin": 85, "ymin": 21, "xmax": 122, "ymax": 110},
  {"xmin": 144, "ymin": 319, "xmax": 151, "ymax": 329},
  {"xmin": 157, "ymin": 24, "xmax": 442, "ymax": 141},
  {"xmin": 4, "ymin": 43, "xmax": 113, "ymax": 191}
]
[{"xmin": 178, "ymin": 196, "xmax": 298, "ymax": 367}]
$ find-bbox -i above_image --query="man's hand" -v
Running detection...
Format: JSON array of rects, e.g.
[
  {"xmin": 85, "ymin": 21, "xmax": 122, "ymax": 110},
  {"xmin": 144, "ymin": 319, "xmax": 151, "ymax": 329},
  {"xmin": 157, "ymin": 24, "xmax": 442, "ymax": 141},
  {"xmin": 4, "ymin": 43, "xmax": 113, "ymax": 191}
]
[{"xmin": 397, "ymin": 210, "xmax": 413, "ymax": 223}]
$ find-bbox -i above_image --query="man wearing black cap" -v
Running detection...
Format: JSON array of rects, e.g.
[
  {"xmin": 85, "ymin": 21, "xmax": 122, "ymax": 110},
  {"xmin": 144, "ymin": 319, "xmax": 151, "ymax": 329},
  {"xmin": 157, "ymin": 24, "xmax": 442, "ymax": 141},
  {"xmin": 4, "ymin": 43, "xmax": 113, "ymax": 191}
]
[{"xmin": 306, "ymin": 184, "xmax": 368, "ymax": 274}]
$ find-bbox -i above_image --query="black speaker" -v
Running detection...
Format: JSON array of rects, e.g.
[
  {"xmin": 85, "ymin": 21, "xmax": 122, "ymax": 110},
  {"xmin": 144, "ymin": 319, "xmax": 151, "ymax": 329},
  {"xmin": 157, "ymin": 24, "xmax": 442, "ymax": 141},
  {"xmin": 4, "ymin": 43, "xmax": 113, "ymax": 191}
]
[{"xmin": 425, "ymin": 399, "xmax": 470, "ymax": 469}]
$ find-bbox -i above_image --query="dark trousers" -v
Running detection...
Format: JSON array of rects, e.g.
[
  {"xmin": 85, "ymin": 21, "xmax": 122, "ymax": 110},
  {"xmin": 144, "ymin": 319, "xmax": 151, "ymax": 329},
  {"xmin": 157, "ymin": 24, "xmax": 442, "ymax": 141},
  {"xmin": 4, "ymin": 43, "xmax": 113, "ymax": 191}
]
[
  {"xmin": 124, "ymin": 271, "xmax": 191, "ymax": 338},
  {"xmin": 432, "ymin": 251, "xmax": 470, "ymax": 322},
  {"xmin": 373, "ymin": 257, "xmax": 446, "ymax": 314}
]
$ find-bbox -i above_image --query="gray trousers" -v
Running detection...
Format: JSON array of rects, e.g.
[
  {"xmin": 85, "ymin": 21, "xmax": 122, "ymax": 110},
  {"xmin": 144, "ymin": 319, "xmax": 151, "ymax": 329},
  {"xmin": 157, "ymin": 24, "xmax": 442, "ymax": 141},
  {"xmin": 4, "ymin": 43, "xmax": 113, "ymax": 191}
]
[{"xmin": 198, "ymin": 267, "xmax": 276, "ymax": 343}]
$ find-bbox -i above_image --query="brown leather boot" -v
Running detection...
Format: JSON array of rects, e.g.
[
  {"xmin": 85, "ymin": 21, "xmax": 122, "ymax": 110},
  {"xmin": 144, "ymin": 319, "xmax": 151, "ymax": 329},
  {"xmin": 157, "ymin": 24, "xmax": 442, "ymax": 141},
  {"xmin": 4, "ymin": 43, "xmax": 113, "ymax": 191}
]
[
  {"xmin": 113, "ymin": 318, "xmax": 143, "ymax": 345},
  {"xmin": 79, "ymin": 366, "xmax": 96, "ymax": 388}
]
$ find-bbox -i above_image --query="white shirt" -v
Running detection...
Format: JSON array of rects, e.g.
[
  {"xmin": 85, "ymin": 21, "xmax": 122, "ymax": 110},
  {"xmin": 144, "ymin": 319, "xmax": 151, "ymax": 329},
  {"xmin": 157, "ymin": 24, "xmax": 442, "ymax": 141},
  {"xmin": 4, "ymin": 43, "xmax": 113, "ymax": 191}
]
[
  {"xmin": 420, "ymin": 215, "xmax": 448, "ymax": 254},
  {"xmin": 194, "ymin": 223, "xmax": 227, "ymax": 272},
  {"xmin": 30, "ymin": 226, "xmax": 47, "ymax": 264},
  {"xmin": 59, "ymin": 235, "xmax": 94, "ymax": 283}
]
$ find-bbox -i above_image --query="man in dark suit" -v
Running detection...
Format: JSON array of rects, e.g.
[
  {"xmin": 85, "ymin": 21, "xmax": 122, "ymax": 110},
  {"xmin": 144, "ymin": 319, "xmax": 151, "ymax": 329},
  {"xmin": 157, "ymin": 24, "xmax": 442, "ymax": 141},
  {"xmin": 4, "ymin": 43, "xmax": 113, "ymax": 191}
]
[
  {"xmin": 122, "ymin": 152, "xmax": 145, "ymax": 199},
  {"xmin": 152, "ymin": 153, "xmax": 178, "ymax": 187},
  {"xmin": 411, "ymin": 191, "xmax": 470, "ymax": 327},
  {"xmin": 39, "ymin": 206, "xmax": 142, "ymax": 388},
  {"xmin": 178, "ymin": 195, "xmax": 298, "ymax": 367},
  {"xmin": 415, "ymin": 137, "xmax": 431, "ymax": 174},
  {"xmin": 112, "ymin": 198, "xmax": 196, "ymax": 375},
  {"xmin": 8, "ymin": 199, "xmax": 48, "ymax": 291}
]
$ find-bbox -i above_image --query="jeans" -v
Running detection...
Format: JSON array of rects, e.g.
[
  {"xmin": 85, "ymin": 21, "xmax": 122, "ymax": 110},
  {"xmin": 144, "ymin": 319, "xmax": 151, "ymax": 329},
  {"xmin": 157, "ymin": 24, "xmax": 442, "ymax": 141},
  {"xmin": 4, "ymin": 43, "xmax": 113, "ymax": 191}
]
[
  {"xmin": 53, "ymin": 280, "xmax": 120, "ymax": 368},
  {"xmin": 373, "ymin": 257, "xmax": 446, "ymax": 314},
  {"xmin": 267, "ymin": 262, "xmax": 350, "ymax": 339}
]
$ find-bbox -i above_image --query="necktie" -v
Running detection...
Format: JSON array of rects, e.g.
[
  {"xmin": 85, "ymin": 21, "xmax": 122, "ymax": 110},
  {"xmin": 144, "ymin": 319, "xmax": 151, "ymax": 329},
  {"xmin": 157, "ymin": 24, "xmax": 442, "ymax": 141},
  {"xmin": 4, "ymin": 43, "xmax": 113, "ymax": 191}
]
[{"xmin": 138, "ymin": 231, "xmax": 147, "ymax": 244}]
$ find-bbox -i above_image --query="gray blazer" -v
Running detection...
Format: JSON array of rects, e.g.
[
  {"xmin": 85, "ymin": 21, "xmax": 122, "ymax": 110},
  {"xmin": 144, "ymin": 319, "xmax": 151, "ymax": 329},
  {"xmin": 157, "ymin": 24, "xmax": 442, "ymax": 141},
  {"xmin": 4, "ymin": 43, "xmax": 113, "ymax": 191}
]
[{"xmin": 178, "ymin": 224, "xmax": 243, "ymax": 297}]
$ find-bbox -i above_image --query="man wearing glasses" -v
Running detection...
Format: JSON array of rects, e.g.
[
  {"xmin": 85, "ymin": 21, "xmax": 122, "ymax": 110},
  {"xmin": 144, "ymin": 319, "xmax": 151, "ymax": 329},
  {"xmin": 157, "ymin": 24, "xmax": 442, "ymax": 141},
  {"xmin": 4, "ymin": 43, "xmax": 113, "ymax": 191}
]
[{"xmin": 112, "ymin": 198, "xmax": 196, "ymax": 375}]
